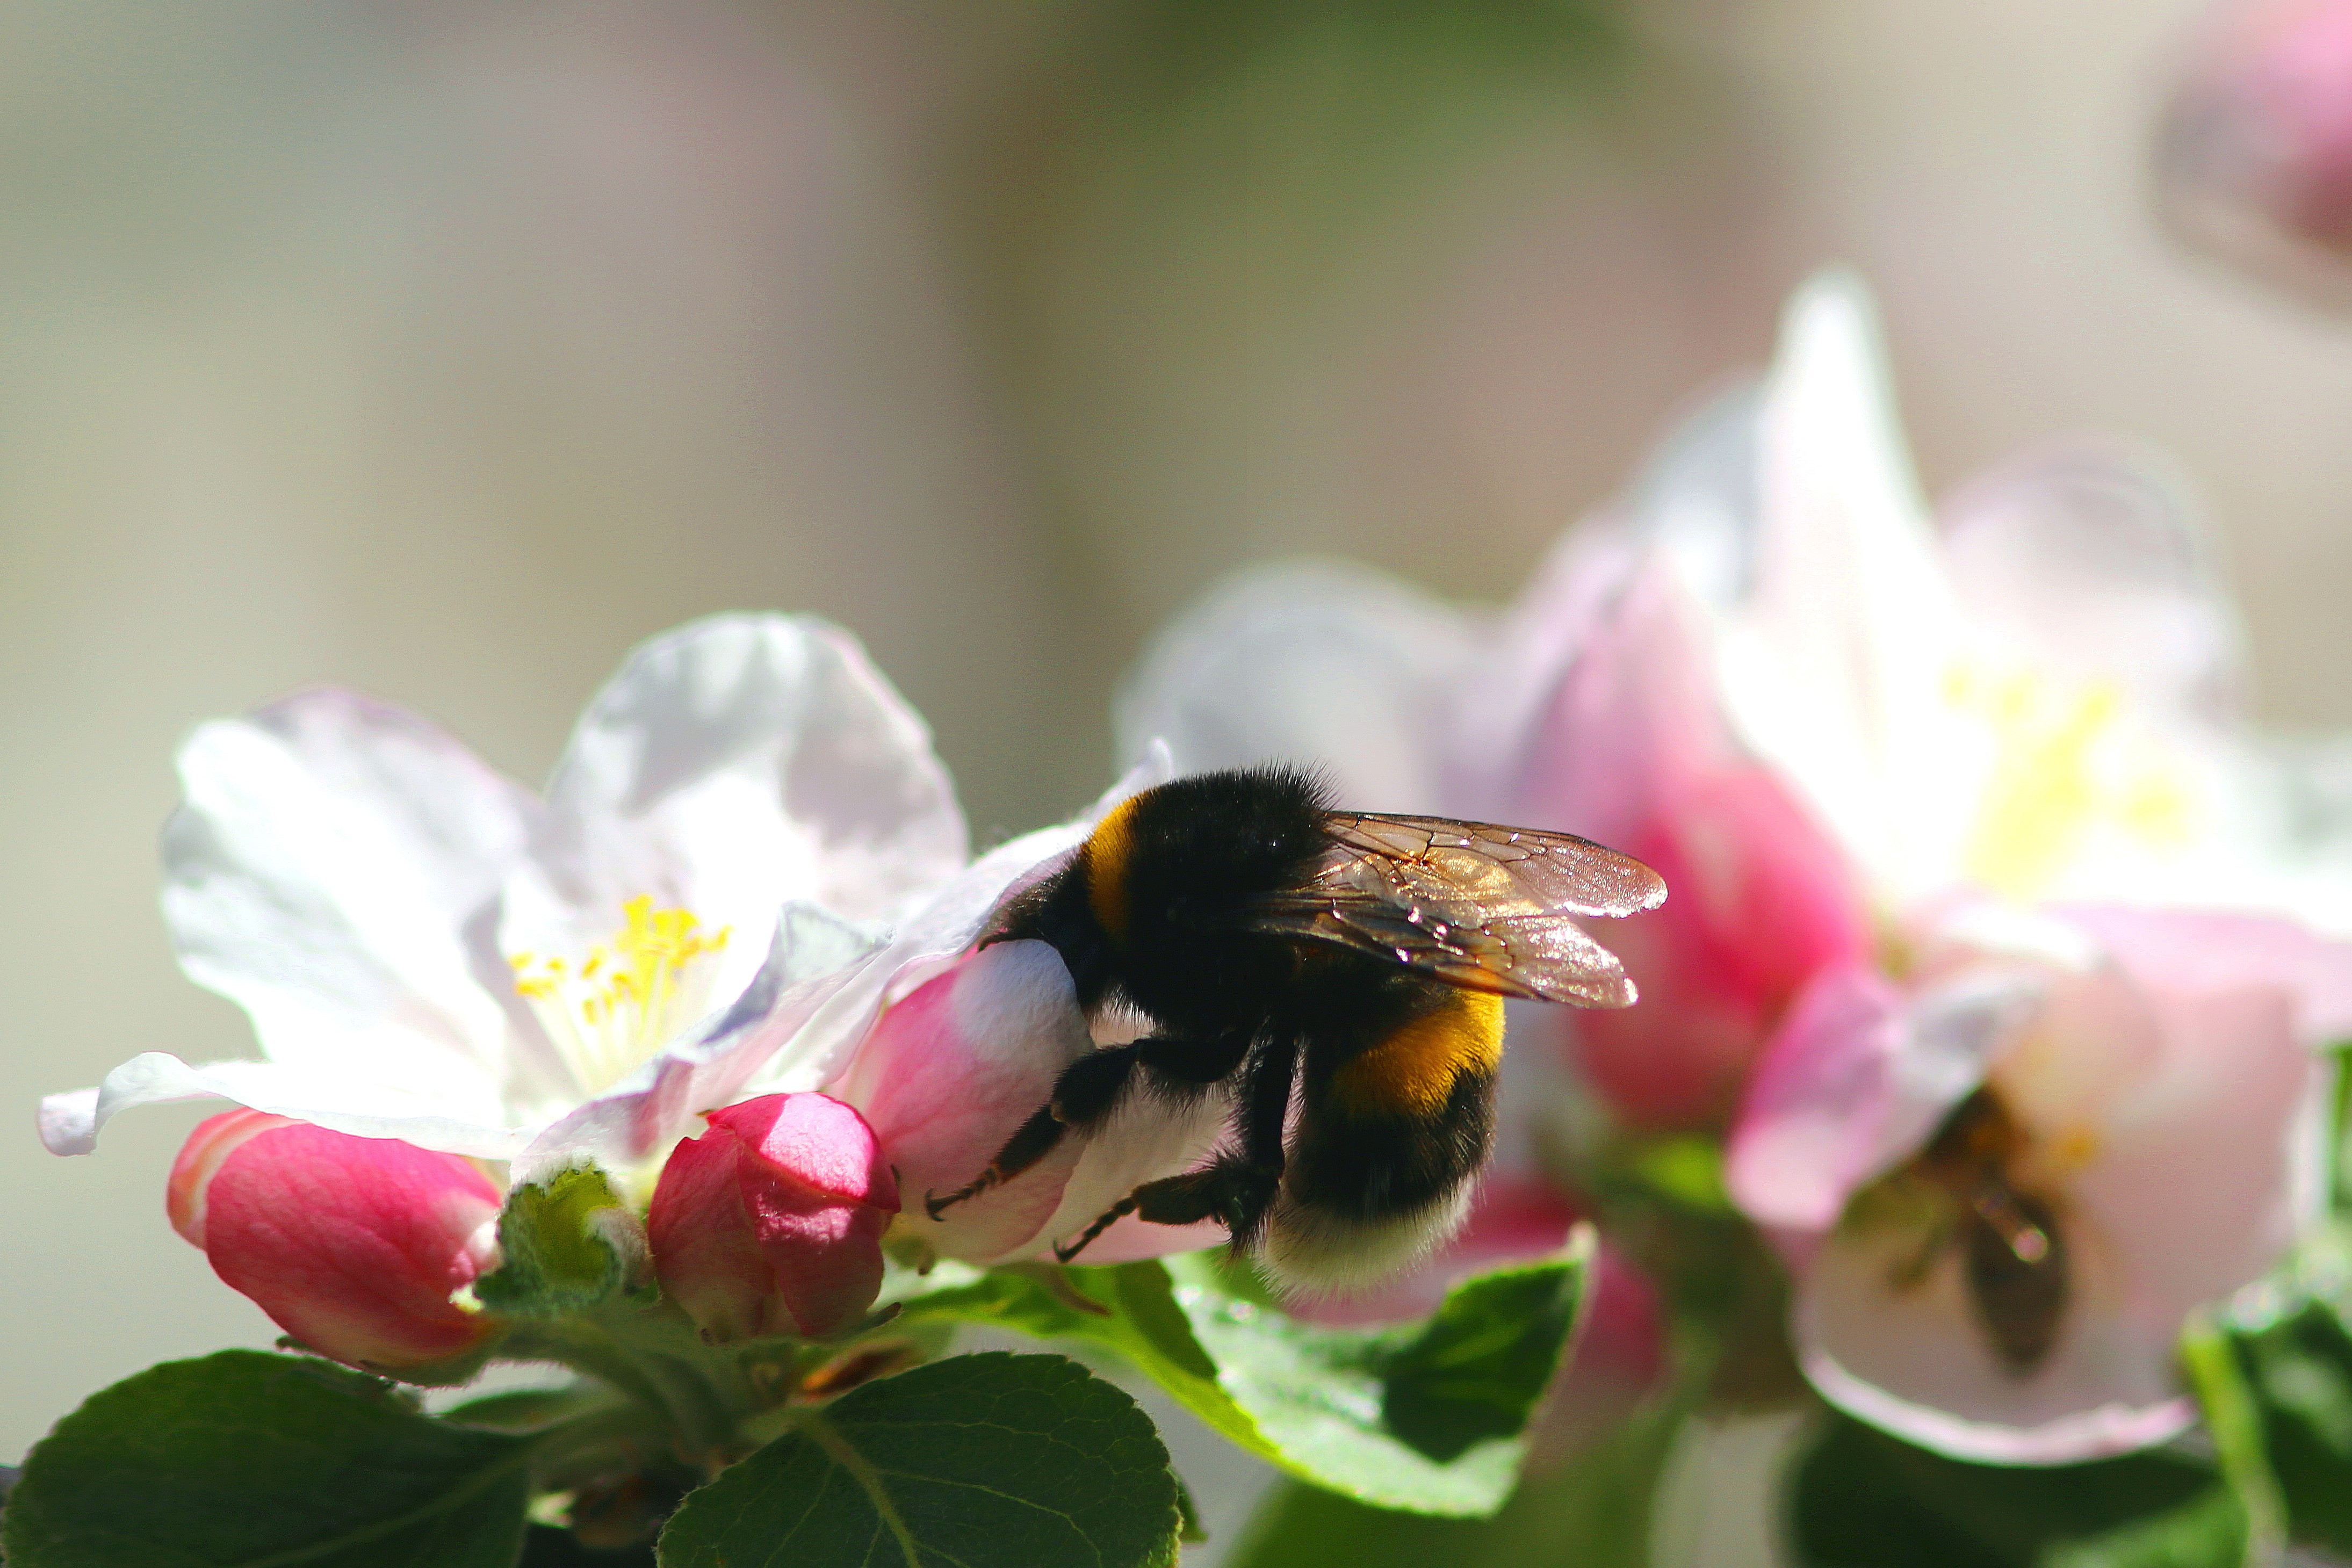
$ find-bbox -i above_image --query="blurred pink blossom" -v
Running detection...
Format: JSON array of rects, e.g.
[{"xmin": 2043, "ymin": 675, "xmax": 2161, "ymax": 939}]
[
  {"xmin": 169, "ymin": 1109, "xmax": 503, "ymax": 1371},
  {"xmin": 1730, "ymin": 903, "xmax": 2340, "ymax": 1462},
  {"xmin": 1504, "ymin": 560, "xmax": 1871, "ymax": 1130},
  {"xmin": 2160, "ymin": 0, "xmax": 2352, "ymax": 304}
]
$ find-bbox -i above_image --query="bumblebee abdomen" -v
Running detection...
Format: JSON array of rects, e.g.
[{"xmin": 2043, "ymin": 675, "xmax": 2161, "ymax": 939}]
[
  {"xmin": 1261, "ymin": 986, "xmax": 1502, "ymax": 1293},
  {"xmin": 1327, "ymin": 989, "xmax": 1504, "ymax": 1117}
]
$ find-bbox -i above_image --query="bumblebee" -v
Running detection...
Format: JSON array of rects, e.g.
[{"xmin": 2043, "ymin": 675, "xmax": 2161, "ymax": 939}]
[
  {"xmin": 1894, "ymin": 1087, "xmax": 2069, "ymax": 1372},
  {"xmin": 925, "ymin": 766, "xmax": 1666, "ymax": 1292}
]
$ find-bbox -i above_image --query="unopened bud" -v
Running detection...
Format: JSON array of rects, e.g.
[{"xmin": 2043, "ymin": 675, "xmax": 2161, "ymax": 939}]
[
  {"xmin": 647, "ymin": 1094, "xmax": 898, "ymax": 1342},
  {"xmin": 168, "ymin": 1110, "xmax": 503, "ymax": 1370}
]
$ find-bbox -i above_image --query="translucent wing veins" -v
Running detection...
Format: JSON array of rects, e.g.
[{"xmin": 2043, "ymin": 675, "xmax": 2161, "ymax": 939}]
[{"xmin": 1244, "ymin": 812, "xmax": 1666, "ymax": 1008}]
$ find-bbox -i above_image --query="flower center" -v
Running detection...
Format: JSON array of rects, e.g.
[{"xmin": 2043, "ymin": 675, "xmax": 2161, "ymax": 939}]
[
  {"xmin": 509, "ymin": 896, "xmax": 732, "ymax": 1094},
  {"xmin": 1944, "ymin": 663, "xmax": 2193, "ymax": 900}
]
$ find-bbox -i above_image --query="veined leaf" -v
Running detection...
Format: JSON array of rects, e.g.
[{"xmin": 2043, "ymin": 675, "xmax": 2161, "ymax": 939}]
[
  {"xmin": 2, "ymin": 1350, "xmax": 530, "ymax": 1568},
  {"xmin": 655, "ymin": 1352, "xmax": 1181, "ymax": 1568}
]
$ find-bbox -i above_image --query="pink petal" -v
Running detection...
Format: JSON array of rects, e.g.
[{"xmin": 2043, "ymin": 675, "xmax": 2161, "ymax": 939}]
[
  {"xmin": 1571, "ymin": 763, "xmax": 1871, "ymax": 1129},
  {"xmin": 831, "ymin": 941, "xmax": 1095, "ymax": 1262},
  {"xmin": 199, "ymin": 1123, "xmax": 502, "ymax": 1370},
  {"xmin": 705, "ymin": 1092, "xmax": 897, "ymax": 1211},
  {"xmin": 649, "ymin": 1093, "xmax": 896, "ymax": 1341},
  {"xmin": 167, "ymin": 1107, "xmax": 296, "ymax": 1248},
  {"xmin": 1509, "ymin": 561, "xmax": 1871, "ymax": 1129},
  {"xmin": 2055, "ymin": 903, "xmax": 2352, "ymax": 1044},
  {"xmin": 734, "ymin": 1160, "xmax": 894, "ymax": 1339},
  {"xmin": 647, "ymin": 1123, "xmax": 778, "ymax": 1343},
  {"xmin": 1723, "ymin": 966, "xmax": 1910, "ymax": 1237}
]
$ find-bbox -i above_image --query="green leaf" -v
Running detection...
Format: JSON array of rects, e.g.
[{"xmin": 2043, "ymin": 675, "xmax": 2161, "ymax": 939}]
[
  {"xmin": 2038, "ymin": 1488, "xmax": 2245, "ymax": 1568},
  {"xmin": 518, "ymin": 1524, "xmax": 658, "ymax": 1565},
  {"xmin": 655, "ymin": 1351, "xmax": 1181, "ymax": 1568},
  {"xmin": 1226, "ymin": 1406, "xmax": 1681, "ymax": 1568},
  {"xmin": 2224, "ymin": 1237, "xmax": 2352, "ymax": 1556},
  {"xmin": 2179, "ymin": 1310, "xmax": 2286, "ymax": 1565},
  {"xmin": 1380, "ymin": 1256, "xmax": 1586, "ymax": 1462},
  {"xmin": 1788, "ymin": 1413, "xmax": 2225, "ymax": 1568},
  {"xmin": 475, "ymin": 1164, "xmax": 647, "ymax": 1318},
  {"xmin": 898, "ymin": 1233, "xmax": 1592, "ymax": 1516},
  {"xmin": 2, "ymin": 1349, "xmax": 530, "ymax": 1568}
]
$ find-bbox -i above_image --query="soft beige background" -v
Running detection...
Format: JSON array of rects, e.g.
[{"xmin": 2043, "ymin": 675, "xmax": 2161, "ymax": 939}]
[{"xmin": 3, "ymin": 8, "xmax": 2346, "ymax": 1562}]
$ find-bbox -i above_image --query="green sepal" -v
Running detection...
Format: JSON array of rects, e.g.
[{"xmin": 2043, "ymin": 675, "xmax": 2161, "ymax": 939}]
[
  {"xmin": 896, "ymin": 1229, "xmax": 1592, "ymax": 1516},
  {"xmin": 475, "ymin": 1164, "xmax": 650, "ymax": 1319}
]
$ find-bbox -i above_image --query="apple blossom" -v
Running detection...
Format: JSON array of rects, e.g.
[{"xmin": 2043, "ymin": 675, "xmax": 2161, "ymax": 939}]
[
  {"xmin": 168, "ymin": 1108, "xmax": 503, "ymax": 1372},
  {"xmin": 648, "ymin": 1093, "xmax": 898, "ymax": 1341},
  {"xmin": 1729, "ymin": 902, "xmax": 2346, "ymax": 1462},
  {"xmin": 1666, "ymin": 275, "xmax": 2303, "ymax": 931},
  {"xmin": 40, "ymin": 613, "xmax": 966, "ymax": 1182}
]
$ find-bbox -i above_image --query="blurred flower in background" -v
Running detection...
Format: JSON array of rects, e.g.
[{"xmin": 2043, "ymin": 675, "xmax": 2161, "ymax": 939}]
[{"xmin": 2160, "ymin": 0, "xmax": 2352, "ymax": 306}]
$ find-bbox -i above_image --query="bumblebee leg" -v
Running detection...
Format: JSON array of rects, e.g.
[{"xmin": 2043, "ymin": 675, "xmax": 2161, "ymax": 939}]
[
  {"xmin": 1221, "ymin": 1033, "xmax": 1296, "ymax": 1251},
  {"xmin": 925, "ymin": 1034, "xmax": 1249, "ymax": 1219},
  {"xmin": 1051, "ymin": 1159, "xmax": 1283, "ymax": 1264},
  {"xmin": 922, "ymin": 1103, "xmax": 1066, "ymax": 1219},
  {"xmin": 1134, "ymin": 1031, "xmax": 1252, "ymax": 1085},
  {"xmin": 1053, "ymin": 1037, "xmax": 1296, "ymax": 1262}
]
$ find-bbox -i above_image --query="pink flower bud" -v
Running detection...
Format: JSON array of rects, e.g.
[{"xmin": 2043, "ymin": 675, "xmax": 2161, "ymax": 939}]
[
  {"xmin": 168, "ymin": 1110, "xmax": 503, "ymax": 1370},
  {"xmin": 648, "ymin": 1093, "xmax": 898, "ymax": 1342},
  {"xmin": 2160, "ymin": 0, "xmax": 2352, "ymax": 303}
]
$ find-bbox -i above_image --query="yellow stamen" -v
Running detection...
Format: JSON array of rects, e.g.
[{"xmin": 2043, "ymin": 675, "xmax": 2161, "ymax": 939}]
[
  {"xmin": 1948, "ymin": 662, "xmax": 2194, "ymax": 899},
  {"xmin": 507, "ymin": 895, "xmax": 732, "ymax": 1094}
]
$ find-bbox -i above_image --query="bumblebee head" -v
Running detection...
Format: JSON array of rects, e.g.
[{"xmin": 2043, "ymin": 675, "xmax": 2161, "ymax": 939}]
[
  {"xmin": 982, "ymin": 849, "xmax": 1116, "ymax": 1006},
  {"xmin": 1085, "ymin": 768, "xmax": 1330, "ymax": 951}
]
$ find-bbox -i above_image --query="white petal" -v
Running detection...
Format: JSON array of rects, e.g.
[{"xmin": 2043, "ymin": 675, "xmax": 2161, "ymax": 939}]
[
  {"xmin": 516, "ymin": 615, "xmax": 967, "ymax": 1009},
  {"xmin": 161, "ymin": 689, "xmax": 533, "ymax": 1120},
  {"xmin": 513, "ymin": 900, "xmax": 886, "ymax": 1180},
  {"xmin": 1795, "ymin": 1221, "xmax": 2197, "ymax": 1464},
  {"xmin": 40, "ymin": 1052, "xmax": 530, "ymax": 1161},
  {"xmin": 1714, "ymin": 274, "xmax": 1978, "ymax": 905},
  {"xmin": 772, "ymin": 747, "xmax": 1177, "ymax": 1099},
  {"xmin": 1939, "ymin": 443, "xmax": 2249, "ymax": 726},
  {"xmin": 1115, "ymin": 562, "xmax": 1482, "ymax": 812}
]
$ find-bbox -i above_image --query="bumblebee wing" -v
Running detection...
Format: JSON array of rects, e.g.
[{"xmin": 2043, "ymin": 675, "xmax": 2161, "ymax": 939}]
[
  {"xmin": 1331, "ymin": 813, "xmax": 1668, "ymax": 918},
  {"xmin": 1245, "ymin": 813, "xmax": 1666, "ymax": 1008}
]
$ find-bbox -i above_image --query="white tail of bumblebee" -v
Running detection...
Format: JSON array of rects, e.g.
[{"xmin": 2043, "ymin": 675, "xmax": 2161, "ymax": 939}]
[{"xmin": 1255, "ymin": 1184, "xmax": 1475, "ymax": 1299}]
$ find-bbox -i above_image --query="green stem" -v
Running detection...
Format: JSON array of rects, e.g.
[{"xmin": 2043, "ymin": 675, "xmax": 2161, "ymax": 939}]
[
  {"xmin": 2181, "ymin": 1309, "xmax": 2287, "ymax": 1568},
  {"xmin": 503, "ymin": 1321, "xmax": 737, "ymax": 1459}
]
